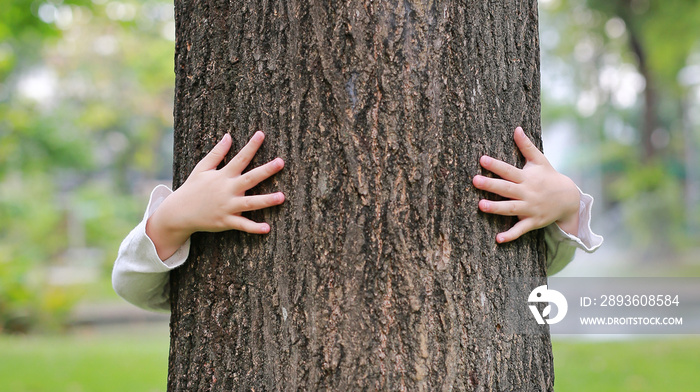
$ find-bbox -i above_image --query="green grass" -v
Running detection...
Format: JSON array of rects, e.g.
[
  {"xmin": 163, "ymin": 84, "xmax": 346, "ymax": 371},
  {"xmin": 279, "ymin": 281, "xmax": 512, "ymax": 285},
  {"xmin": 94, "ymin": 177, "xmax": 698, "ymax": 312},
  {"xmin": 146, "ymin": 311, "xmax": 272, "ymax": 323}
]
[
  {"xmin": 0, "ymin": 326, "xmax": 169, "ymax": 392},
  {"xmin": 1, "ymin": 329, "xmax": 699, "ymax": 391},
  {"xmin": 553, "ymin": 337, "xmax": 700, "ymax": 391}
]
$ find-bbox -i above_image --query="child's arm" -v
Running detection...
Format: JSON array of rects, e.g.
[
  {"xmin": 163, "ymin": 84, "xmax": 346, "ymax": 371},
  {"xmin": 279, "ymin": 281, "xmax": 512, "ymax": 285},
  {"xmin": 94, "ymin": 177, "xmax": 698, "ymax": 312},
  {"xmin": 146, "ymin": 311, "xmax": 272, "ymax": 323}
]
[
  {"xmin": 472, "ymin": 127, "xmax": 603, "ymax": 274},
  {"xmin": 112, "ymin": 132, "xmax": 284, "ymax": 311}
]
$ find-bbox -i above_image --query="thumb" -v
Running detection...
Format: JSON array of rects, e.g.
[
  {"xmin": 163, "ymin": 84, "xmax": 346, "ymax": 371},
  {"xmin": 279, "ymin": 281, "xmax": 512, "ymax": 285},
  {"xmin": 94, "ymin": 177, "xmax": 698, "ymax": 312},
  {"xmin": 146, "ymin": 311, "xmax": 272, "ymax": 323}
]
[
  {"xmin": 193, "ymin": 134, "xmax": 232, "ymax": 172},
  {"xmin": 514, "ymin": 127, "xmax": 546, "ymax": 165},
  {"xmin": 497, "ymin": 218, "xmax": 535, "ymax": 243}
]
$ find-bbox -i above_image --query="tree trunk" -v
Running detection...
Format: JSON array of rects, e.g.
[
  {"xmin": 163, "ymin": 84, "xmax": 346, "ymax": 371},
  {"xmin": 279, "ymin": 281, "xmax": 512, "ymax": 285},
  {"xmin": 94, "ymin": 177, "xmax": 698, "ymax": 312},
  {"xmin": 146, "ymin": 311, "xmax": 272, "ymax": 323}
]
[
  {"xmin": 168, "ymin": 1, "xmax": 552, "ymax": 391},
  {"xmin": 618, "ymin": 5, "xmax": 659, "ymax": 161}
]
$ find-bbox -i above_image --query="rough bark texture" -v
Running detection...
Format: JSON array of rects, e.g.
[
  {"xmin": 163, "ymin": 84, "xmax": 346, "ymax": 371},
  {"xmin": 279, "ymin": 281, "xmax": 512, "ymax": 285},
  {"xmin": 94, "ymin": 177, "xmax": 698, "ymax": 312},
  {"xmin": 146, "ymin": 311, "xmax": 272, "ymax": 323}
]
[{"xmin": 168, "ymin": 1, "xmax": 552, "ymax": 391}]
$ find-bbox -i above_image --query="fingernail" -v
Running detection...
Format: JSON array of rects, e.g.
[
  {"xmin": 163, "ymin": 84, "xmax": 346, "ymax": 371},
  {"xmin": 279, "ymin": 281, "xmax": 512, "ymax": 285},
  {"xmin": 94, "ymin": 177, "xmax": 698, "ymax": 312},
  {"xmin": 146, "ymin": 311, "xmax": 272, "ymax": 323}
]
[
  {"xmin": 276, "ymin": 192, "xmax": 286, "ymax": 203},
  {"xmin": 497, "ymin": 234, "xmax": 505, "ymax": 243},
  {"xmin": 473, "ymin": 175, "xmax": 483, "ymax": 186},
  {"xmin": 261, "ymin": 223, "xmax": 270, "ymax": 233},
  {"xmin": 481, "ymin": 155, "xmax": 491, "ymax": 165},
  {"xmin": 275, "ymin": 158, "xmax": 285, "ymax": 168},
  {"xmin": 479, "ymin": 200, "xmax": 490, "ymax": 211}
]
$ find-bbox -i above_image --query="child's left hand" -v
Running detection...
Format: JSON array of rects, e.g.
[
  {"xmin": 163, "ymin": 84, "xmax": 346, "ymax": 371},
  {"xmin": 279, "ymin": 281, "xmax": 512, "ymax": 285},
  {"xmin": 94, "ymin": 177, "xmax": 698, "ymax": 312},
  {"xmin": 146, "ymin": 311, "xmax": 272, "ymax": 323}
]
[{"xmin": 472, "ymin": 127, "xmax": 581, "ymax": 243}]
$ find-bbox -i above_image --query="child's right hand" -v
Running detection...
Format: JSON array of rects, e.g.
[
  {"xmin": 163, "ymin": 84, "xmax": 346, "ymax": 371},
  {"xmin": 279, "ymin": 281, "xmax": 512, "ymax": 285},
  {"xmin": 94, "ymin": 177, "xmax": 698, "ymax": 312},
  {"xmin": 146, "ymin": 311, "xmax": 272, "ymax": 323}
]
[
  {"xmin": 146, "ymin": 131, "xmax": 285, "ymax": 261},
  {"xmin": 472, "ymin": 127, "xmax": 580, "ymax": 244}
]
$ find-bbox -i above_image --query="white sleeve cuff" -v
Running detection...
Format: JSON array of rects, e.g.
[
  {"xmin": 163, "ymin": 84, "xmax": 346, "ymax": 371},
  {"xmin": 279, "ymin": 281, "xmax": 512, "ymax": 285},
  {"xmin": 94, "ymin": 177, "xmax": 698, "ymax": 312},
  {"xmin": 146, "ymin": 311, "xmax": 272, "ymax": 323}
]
[
  {"xmin": 544, "ymin": 188, "xmax": 604, "ymax": 275},
  {"xmin": 112, "ymin": 184, "xmax": 190, "ymax": 312},
  {"xmin": 549, "ymin": 189, "xmax": 604, "ymax": 253},
  {"xmin": 144, "ymin": 184, "xmax": 190, "ymax": 269}
]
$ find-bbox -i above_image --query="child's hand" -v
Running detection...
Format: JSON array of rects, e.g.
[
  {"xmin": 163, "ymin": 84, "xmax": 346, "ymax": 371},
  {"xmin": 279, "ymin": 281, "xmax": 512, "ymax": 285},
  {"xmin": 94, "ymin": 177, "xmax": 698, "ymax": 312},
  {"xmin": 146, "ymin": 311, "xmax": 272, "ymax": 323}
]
[
  {"xmin": 146, "ymin": 131, "xmax": 285, "ymax": 260},
  {"xmin": 472, "ymin": 127, "xmax": 580, "ymax": 243}
]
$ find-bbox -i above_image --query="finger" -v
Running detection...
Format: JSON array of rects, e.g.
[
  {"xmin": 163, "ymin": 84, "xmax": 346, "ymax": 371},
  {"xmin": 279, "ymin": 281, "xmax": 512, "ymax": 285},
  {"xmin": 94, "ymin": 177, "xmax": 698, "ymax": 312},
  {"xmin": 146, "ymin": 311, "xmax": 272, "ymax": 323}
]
[
  {"xmin": 497, "ymin": 219, "xmax": 536, "ymax": 243},
  {"xmin": 224, "ymin": 131, "xmax": 265, "ymax": 175},
  {"xmin": 231, "ymin": 192, "xmax": 285, "ymax": 213},
  {"xmin": 224, "ymin": 215, "xmax": 271, "ymax": 234},
  {"xmin": 514, "ymin": 127, "xmax": 546, "ymax": 165},
  {"xmin": 473, "ymin": 175, "xmax": 522, "ymax": 199},
  {"xmin": 478, "ymin": 199, "xmax": 528, "ymax": 217},
  {"xmin": 480, "ymin": 155, "xmax": 524, "ymax": 183},
  {"xmin": 233, "ymin": 158, "xmax": 285, "ymax": 191},
  {"xmin": 194, "ymin": 133, "xmax": 232, "ymax": 172}
]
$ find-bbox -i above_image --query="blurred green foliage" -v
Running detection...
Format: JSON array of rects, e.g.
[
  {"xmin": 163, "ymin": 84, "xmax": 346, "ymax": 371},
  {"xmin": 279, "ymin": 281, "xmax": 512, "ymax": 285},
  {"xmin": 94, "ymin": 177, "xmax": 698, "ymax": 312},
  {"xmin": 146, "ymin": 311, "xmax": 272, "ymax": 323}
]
[
  {"xmin": 1, "ymin": 0, "xmax": 175, "ymax": 333},
  {"xmin": 540, "ymin": 0, "xmax": 700, "ymax": 252}
]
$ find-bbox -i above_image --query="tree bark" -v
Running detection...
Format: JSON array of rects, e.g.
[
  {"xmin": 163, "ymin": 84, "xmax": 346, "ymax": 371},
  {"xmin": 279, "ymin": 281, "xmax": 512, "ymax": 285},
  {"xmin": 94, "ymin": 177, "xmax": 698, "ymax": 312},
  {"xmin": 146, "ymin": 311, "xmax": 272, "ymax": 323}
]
[{"xmin": 168, "ymin": 1, "xmax": 552, "ymax": 391}]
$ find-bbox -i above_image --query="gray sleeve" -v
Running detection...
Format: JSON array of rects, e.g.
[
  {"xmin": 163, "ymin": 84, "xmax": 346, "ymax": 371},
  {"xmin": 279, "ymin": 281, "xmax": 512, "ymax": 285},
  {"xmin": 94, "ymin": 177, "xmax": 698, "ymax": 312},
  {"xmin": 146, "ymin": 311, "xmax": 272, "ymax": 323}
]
[
  {"xmin": 544, "ymin": 189, "xmax": 604, "ymax": 276},
  {"xmin": 111, "ymin": 185, "xmax": 190, "ymax": 312}
]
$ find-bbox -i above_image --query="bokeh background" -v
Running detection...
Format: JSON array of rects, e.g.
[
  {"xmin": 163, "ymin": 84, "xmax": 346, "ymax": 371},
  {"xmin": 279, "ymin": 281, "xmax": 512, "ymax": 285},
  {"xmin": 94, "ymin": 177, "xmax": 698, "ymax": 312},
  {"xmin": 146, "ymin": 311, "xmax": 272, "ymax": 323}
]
[{"xmin": 1, "ymin": 0, "xmax": 699, "ymax": 390}]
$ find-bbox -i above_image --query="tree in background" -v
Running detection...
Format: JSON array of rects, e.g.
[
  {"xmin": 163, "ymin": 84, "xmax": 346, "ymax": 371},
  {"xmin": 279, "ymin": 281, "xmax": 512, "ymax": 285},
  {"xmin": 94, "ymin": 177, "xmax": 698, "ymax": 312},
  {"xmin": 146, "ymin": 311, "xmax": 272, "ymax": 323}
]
[{"xmin": 168, "ymin": 1, "xmax": 552, "ymax": 390}]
